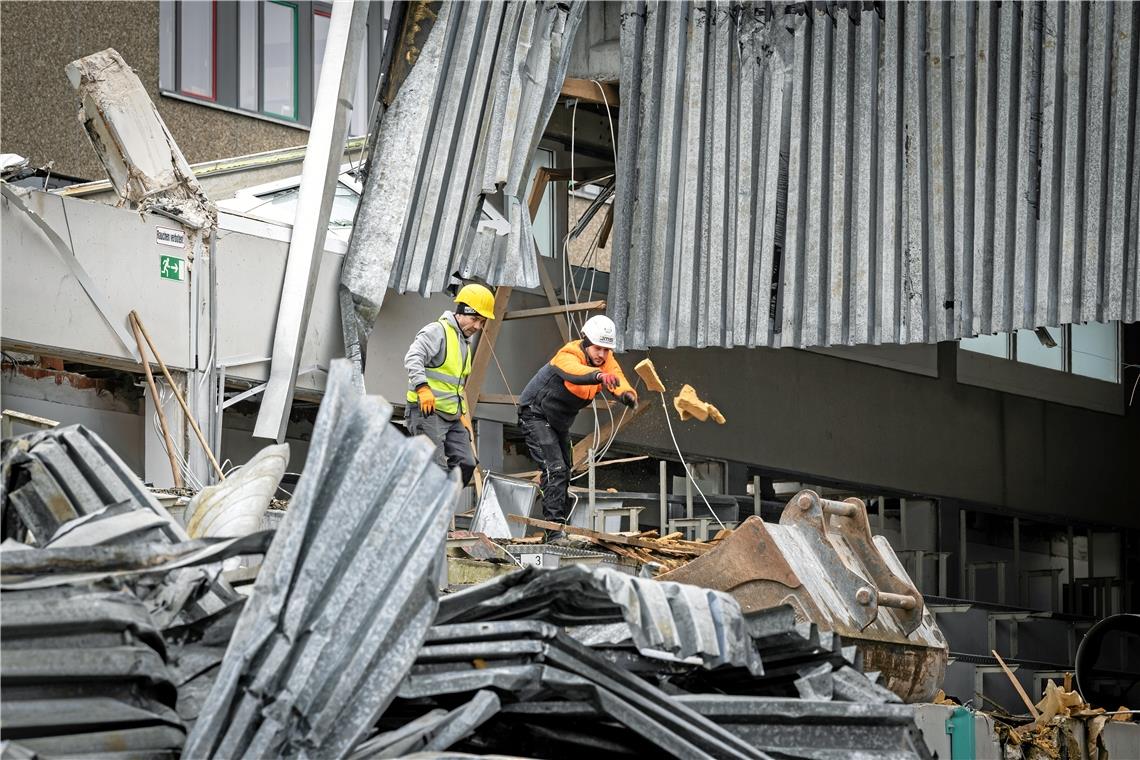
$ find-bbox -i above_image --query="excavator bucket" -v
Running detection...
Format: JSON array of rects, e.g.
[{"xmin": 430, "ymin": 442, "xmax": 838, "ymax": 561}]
[{"xmin": 659, "ymin": 491, "xmax": 948, "ymax": 703}]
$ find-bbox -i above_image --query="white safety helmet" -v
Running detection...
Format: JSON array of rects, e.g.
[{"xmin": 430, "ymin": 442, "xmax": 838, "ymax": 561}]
[{"xmin": 581, "ymin": 315, "xmax": 617, "ymax": 349}]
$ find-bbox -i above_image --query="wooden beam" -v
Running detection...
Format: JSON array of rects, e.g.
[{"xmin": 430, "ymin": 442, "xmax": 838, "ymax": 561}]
[
  {"xmin": 464, "ymin": 286, "xmax": 513, "ymax": 421},
  {"xmin": 536, "ymin": 258, "xmax": 570, "ymax": 342},
  {"xmin": 507, "ymin": 515, "xmax": 709, "ymax": 554},
  {"xmin": 504, "ymin": 300, "xmax": 605, "ymax": 321},
  {"xmin": 571, "ymin": 401, "xmax": 651, "ymax": 471},
  {"xmin": 561, "ymin": 77, "xmax": 620, "ymax": 107}
]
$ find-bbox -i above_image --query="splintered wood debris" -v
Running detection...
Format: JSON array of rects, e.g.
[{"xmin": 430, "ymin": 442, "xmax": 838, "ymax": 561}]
[{"xmin": 506, "ymin": 514, "xmax": 730, "ymax": 572}]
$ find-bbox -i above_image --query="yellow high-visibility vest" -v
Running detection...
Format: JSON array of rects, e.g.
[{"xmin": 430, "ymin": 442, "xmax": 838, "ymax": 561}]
[{"xmin": 406, "ymin": 316, "xmax": 472, "ymax": 415}]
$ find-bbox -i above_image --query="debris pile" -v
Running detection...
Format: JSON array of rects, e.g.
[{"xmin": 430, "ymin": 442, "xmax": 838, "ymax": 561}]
[
  {"xmin": 2, "ymin": 360, "xmax": 934, "ymax": 759},
  {"xmin": 368, "ymin": 564, "xmax": 928, "ymax": 759},
  {"xmin": 985, "ymin": 672, "xmax": 1136, "ymax": 760},
  {"xmin": 0, "ymin": 425, "xmax": 260, "ymax": 757},
  {"xmin": 183, "ymin": 361, "xmax": 461, "ymax": 758},
  {"xmin": 509, "ymin": 514, "xmax": 721, "ymax": 570}
]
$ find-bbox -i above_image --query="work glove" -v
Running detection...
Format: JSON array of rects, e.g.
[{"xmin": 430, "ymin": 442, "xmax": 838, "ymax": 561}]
[
  {"xmin": 596, "ymin": 371, "xmax": 619, "ymax": 390},
  {"xmin": 619, "ymin": 391, "xmax": 638, "ymax": 409},
  {"xmin": 416, "ymin": 385, "xmax": 436, "ymax": 415}
]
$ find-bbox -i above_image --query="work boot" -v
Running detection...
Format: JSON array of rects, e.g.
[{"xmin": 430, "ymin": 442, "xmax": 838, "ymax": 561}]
[{"xmin": 544, "ymin": 529, "xmax": 569, "ymax": 545}]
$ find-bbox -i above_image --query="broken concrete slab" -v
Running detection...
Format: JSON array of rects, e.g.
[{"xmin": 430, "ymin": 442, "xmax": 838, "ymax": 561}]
[{"xmin": 65, "ymin": 48, "xmax": 215, "ymax": 230}]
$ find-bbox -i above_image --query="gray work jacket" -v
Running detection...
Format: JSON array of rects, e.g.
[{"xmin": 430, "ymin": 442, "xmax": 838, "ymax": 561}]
[{"xmin": 404, "ymin": 311, "xmax": 471, "ymax": 421}]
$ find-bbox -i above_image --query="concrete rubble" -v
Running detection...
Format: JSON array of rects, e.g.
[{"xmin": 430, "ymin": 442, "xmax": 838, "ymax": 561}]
[{"xmin": 65, "ymin": 48, "xmax": 216, "ymax": 231}]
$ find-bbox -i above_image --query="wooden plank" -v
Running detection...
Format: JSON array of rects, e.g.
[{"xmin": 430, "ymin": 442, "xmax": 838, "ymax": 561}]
[
  {"xmin": 992, "ymin": 650, "xmax": 1041, "ymax": 719},
  {"xmin": 570, "ymin": 401, "xmax": 651, "ymax": 471},
  {"xmin": 464, "ymin": 164, "xmax": 612, "ymax": 421},
  {"xmin": 504, "ymin": 300, "xmax": 606, "ymax": 321},
  {"xmin": 464, "ymin": 286, "xmax": 513, "ymax": 421},
  {"xmin": 536, "ymin": 257, "xmax": 570, "ymax": 342},
  {"xmin": 598, "ymin": 204, "xmax": 614, "ymax": 249},
  {"xmin": 561, "ymin": 77, "xmax": 620, "ymax": 107},
  {"xmin": 508, "ymin": 514, "xmax": 709, "ymax": 554}
]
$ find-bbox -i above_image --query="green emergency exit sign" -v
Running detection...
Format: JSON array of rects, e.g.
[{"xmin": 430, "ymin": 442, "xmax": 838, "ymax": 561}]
[{"xmin": 159, "ymin": 255, "xmax": 185, "ymax": 281}]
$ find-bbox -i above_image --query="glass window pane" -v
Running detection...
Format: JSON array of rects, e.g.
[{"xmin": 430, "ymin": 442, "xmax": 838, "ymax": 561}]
[
  {"xmin": 254, "ymin": 182, "xmax": 358, "ymax": 230},
  {"xmin": 1016, "ymin": 326, "xmax": 1063, "ymax": 370},
  {"xmin": 312, "ymin": 10, "xmax": 330, "ymax": 101},
  {"xmin": 1071, "ymin": 321, "xmax": 1118, "ymax": 382},
  {"xmin": 960, "ymin": 332, "xmax": 1009, "ymax": 359},
  {"xmin": 329, "ymin": 182, "xmax": 360, "ymax": 228},
  {"xmin": 160, "ymin": 1, "xmax": 176, "ymax": 91},
  {"xmin": 239, "ymin": 0, "xmax": 259, "ymax": 110},
  {"xmin": 528, "ymin": 149, "xmax": 556, "ymax": 259},
  {"xmin": 179, "ymin": 0, "xmax": 214, "ymax": 99},
  {"xmin": 264, "ymin": 1, "xmax": 297, "ymax": 120}
]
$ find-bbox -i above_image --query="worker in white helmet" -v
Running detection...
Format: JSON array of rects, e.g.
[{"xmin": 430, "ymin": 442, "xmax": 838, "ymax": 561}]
[
  {"xmin": 517, "ymin": 315, "xmax": 638, "ymax": 542},
  {"xmin": 404, "ymin": 283, "xmax": 495, "ymax": 486}
]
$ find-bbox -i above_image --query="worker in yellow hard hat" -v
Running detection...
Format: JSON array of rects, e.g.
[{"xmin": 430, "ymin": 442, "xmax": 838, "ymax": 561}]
[{"xmin": 404, "ymin": 283, "xmax": 495, "ymax": 486}]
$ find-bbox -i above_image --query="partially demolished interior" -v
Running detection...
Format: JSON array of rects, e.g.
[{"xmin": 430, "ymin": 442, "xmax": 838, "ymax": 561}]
[{"xmin": 2, "ymin": 2, "xmax": 1140, "ymax": 759}]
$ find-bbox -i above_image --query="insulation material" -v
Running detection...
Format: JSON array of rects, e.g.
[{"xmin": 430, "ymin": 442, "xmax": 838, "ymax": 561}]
[
  {"xmin": 634, "ymin": 358, "xmax": 666, "ymax": 393},
  {"xmin": 184, "ymin": 444, "xmax": 288, "ymax": 539},
  {"xmin": 611, "ymin": 1, "xmax": 1140, "ymax": 351},
  {"xmin": 673, "ymin": 384, "xmax": 726, "ymax": 424}
]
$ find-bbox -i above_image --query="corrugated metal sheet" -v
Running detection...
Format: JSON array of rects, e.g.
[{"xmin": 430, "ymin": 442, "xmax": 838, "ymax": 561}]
[
  {"xmin": 183, "ymin": 359, "xmax": 462, "ymax": 759},
  {"xmin": 611, "ymin": 1, "xmax": 1140, "ymax": 350},
  {"xmin": 341, "ymin": 0, "xmax": 584, "ymax": 376},
  {"xmin": 0, "ymin": 583, "xmax": 187, "ymax": 758},
  {"xmin": 438, "ymin": 564, "xmax": 764, "ymax": 673}
]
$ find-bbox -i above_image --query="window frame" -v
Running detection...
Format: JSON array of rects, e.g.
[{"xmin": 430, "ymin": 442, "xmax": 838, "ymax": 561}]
[
  {"xmin": 957, "ymin": 321, "xmax": 1124, "ymax": 414},
  {"xmin": 176, "ymin": 0, "xmax": 217, "ymax": 102},
  {"xmin": 159, "ymin": 0, "xmax": 390, "ymax": 132},
  {"xmin": 261, "ymin": 0, "xmax": 302, "ymax": 123}
]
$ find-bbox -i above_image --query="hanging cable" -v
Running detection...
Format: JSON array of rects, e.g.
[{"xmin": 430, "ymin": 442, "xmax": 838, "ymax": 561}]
[{"xmin": 651, "ymin": 373, "xmax": 725, "ymax": 529}]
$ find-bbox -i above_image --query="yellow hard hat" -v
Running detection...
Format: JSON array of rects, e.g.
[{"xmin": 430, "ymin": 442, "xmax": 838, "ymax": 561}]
[{"xmin": 454, "ymin": 283, "xmax": 495, "ymax": 319}]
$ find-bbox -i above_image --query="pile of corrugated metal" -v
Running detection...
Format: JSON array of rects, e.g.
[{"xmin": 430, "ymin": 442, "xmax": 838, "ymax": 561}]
[
  {"xmin": 377, "ymin": 564, "xmax": 930, "ymax": 759},
  {"xmin": 0, "ymin": 425, "xmax": 266, "ymax": 757},
  {"xmin": 1, "ymin": 360, "xmax": 933, "ymax": 759}
]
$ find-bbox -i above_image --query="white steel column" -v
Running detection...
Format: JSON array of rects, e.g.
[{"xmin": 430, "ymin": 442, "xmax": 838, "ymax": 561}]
[{"xmin": 254, "ymin": 0, "xmax": 370, "ymax": 441}]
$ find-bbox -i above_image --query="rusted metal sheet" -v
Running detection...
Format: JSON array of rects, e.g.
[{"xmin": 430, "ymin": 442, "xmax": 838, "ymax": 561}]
[{"xmin": 660, "ymin": 490, "xmax": 948, "ymax": 703}]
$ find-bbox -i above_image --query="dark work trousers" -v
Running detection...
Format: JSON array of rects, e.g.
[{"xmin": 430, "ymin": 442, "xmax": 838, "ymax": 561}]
[
  {"xmin": 519, "ymin": 410, "xmax": 573, "ymax": 524},
  {"xmin": 405, "ymin": 405, "xmax": 476, "ymax": 486}
]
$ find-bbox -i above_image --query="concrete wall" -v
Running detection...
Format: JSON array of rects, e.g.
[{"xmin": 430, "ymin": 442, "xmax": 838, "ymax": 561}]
[
  {"xmin": 0, "ymin": 1, "xmax": 304, "ymax": 181},
  {"xmin": 607, "ymin": 341, "xmax": 1139, "ymax": 529}
]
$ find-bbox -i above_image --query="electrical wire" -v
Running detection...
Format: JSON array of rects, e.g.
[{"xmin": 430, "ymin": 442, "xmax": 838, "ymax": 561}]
[
  {"xmin": 149, "ymin": 382, "xmax": 205, "ymax": 492},
  {"xmin": 654, "ymin": 384, "xmax": 725, "ymax": 530}
]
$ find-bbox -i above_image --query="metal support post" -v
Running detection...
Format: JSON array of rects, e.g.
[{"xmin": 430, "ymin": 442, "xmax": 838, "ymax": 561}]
[
  {"xmin": 1013, "ymin": 517, "xmax": 1021, "ymax": 605},
  {"xmin": 254, "ymin": 0, "xmax": 370, "ymax": 441},
  {"xmin": 752, "ymin": 475, "xmax": 761, "ymax": 516},
  {"xmin": 685, "ymin": 471, "xmax": 693, "ymax": 519},
  {"xmin": 1088, "ymin": 529, "xmax": 1095, "ymax": 579},
  {"xmin": 960, "ymin": 509, "xmax": 968, "ymax": 599},
  {"xmin": 900, "ymin": 498, "xmax": 909, "ymax": 549},
  {"xmin": 877, "ymin": 496, "xmax": 886, "ymax": 532},
  {"xmin": 588, "ymin": 447, "xmax": 596, "ymax": 528},
  {"xmin": 659, "ymin": 461, "xmax": 668, "ymax": 534},
  {"xmin": 1067, "ymin": 525, "xmax": 1075, "ymax": 612}
]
